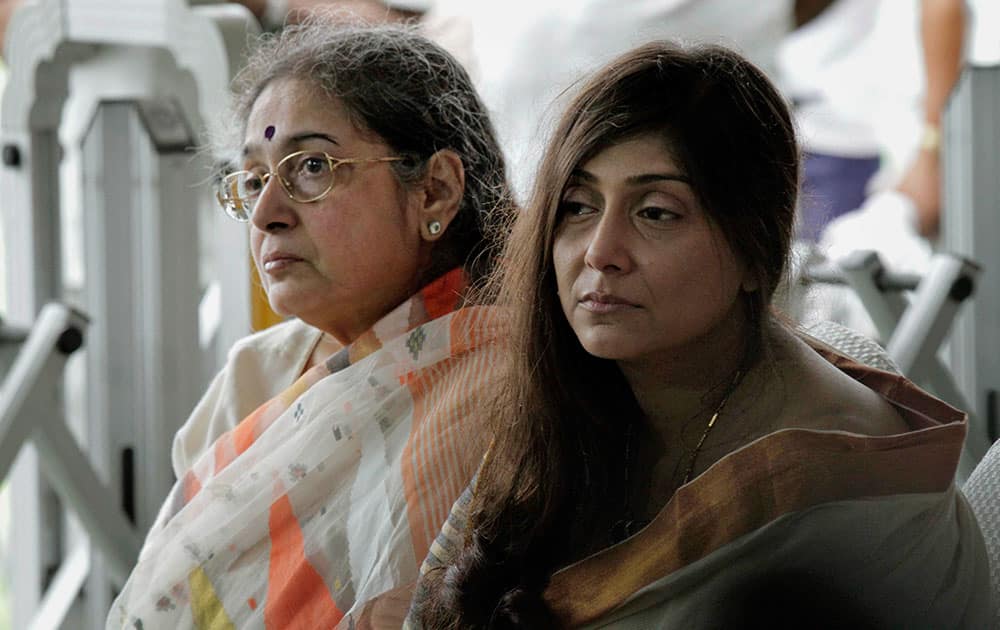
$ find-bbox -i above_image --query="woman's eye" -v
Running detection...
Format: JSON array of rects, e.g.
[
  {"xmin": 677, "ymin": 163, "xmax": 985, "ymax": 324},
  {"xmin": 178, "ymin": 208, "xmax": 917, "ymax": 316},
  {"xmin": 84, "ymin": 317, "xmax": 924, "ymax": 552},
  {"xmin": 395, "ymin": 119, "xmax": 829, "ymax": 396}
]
[
  {"xmin": 239, "ymin": 168, "xmax": 268, "ymax": 193},
  {"xmin": 244, "ymin": 176, "xmax": 264, "ymax": 193},
  {"xmin": 560, "ymin": 201, "xmax": 598, "ymax": 218},
  {"xmin": 299, "ymin": 156, "xmax": 329, "ymax": 176},
  {"xmin": 638, "ymin": 206, "xmax": 679, "ymax": 222}
]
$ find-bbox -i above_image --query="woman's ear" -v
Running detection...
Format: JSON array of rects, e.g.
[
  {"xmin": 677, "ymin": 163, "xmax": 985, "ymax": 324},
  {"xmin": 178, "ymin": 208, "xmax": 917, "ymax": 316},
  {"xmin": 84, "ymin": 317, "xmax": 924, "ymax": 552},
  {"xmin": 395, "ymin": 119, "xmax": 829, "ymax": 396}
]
[{"xmin": 417, "ymin": 149, "xmax": 465, "ymax": 241}]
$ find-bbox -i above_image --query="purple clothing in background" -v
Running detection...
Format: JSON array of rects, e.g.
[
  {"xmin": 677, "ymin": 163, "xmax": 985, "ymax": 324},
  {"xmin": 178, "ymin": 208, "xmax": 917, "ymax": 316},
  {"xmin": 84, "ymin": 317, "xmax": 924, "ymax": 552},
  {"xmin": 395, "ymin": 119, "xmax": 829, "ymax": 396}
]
[{"xmin": 798, "ymin": 151, "xmax": 881, "ymax": 243}]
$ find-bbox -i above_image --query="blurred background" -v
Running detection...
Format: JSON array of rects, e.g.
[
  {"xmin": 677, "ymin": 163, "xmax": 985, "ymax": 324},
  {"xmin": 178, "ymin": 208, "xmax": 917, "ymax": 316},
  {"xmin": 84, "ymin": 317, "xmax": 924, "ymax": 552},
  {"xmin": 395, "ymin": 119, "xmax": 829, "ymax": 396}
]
[{"xmin": 0, "ymin": 0, "xmax": 995, "ymax": 627}]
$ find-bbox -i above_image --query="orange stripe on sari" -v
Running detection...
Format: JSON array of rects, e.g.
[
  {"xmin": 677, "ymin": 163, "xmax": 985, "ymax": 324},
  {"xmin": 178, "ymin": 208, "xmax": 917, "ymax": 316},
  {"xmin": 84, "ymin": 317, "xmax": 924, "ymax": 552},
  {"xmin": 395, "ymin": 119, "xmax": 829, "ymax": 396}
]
[
  {"xmin": 264, "ymin": 492, "xmax": 344, "ymax": 629},
  {"xmin": 402, "ymin": 368, "xmax": 438, "ymax": 562},
  {"xmin": 182, "ymin": 470, "xmax": 202, "ymax": 503},
  {"xmin": 427, "ymin": 367, "xmax": 466, "ymax": 536},
  {"xmin": 401, "ymin": 351, "xmax": 495, "ymax": 564},
  {"xmin": 233, "ymin": 405, "xmax": 263, "ymax": 455},
  {"xmin": 448, "ymin": 306, "xmax": 499, "ymax": 357},
  {"xmin": 423, "ymin": 269, "xmax": 465, "ymax": 320},
  {"xmin": 111, "ymin": 270, "xmax": 505, "ymax": 628},
  {"xmin": 212, "ymin": 435, "xmax": 237, "ymax": 475}
]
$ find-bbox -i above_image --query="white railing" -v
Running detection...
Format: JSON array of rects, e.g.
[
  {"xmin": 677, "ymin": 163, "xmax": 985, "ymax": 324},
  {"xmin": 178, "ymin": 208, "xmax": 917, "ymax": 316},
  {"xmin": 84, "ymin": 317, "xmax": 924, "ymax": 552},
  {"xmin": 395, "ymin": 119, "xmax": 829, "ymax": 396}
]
[
  {"xmin": 0, "ymin": 303, "xmax": 140, "ymax": 628},
  {"xmin": 1, "ymin": 2, "xmax": 258, "ymax": 626},
  {"xmin": 802, "ymin": 250, "xmax": 986, "ymax": 481}
]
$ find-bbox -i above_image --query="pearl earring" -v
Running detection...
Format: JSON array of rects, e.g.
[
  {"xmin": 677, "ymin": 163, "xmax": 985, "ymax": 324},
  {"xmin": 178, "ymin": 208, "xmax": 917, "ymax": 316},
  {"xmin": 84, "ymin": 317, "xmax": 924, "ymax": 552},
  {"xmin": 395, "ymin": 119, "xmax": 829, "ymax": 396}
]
[{"xmin": 428, "ymin": 220, "xmax": 442, "ymax": 236}]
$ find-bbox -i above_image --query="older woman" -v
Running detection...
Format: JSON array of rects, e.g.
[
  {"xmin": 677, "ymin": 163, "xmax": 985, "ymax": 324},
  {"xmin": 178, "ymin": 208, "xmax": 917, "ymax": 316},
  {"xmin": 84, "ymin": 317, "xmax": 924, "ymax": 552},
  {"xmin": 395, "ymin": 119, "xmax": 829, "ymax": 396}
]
[
  {"xmin": 411, "ymin": 42, "xmax": 989, "ymax": 628},
  {"xmin": 107, "ymin": 20, "xmax": 511, "ymax": 629}
]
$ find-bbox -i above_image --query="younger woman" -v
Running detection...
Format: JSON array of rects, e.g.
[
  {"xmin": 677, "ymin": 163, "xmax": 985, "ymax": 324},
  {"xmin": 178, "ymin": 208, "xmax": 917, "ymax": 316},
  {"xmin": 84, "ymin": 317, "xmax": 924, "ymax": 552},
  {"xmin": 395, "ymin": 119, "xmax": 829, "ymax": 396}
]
[{"xmin": 412, "ymin": 42, "xmax": 988, "ymax": 628}]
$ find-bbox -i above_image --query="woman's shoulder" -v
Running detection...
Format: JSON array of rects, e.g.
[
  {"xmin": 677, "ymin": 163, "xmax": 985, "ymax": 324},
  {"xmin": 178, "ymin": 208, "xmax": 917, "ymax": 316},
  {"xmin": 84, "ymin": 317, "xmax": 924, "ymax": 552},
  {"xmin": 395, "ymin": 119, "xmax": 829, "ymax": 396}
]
[
  {"xmin": 172, "ymin": 319, "xmax": 323, "ymax": 476},
  {"xmin": 228, "ymin": 317, "xmax": 322, "ymax": 366},
  {"xmin": 221, "ymin": 318, "xmax": 325, "ymax": 399},
  {"xmin": 767, "ymin": 327, "xmax": 910, "ymax": 437}
]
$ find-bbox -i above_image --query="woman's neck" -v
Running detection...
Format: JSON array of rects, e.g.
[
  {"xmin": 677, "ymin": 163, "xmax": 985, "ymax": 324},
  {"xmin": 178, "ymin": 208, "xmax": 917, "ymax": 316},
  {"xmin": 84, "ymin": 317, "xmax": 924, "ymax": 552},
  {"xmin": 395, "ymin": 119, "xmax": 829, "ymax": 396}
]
[
  {"xmin": 303, "ymin": 332, "xmax": 344, "ymax": 373},
  {"xmin": 617, "ymin": 311, "xmax": 753, "ymax": 444}
]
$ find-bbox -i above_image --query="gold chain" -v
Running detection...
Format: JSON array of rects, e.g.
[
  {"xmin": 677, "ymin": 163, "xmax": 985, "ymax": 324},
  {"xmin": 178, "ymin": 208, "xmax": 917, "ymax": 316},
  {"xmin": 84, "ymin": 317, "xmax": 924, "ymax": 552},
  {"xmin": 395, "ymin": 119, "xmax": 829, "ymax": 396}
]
[
  {"xmin": 613, "ymin": 366, "xmax": 747, "ymax": 542},
  {"xmin": 681, "ymin": 368, "xmax": 744, "ymax": 485}
]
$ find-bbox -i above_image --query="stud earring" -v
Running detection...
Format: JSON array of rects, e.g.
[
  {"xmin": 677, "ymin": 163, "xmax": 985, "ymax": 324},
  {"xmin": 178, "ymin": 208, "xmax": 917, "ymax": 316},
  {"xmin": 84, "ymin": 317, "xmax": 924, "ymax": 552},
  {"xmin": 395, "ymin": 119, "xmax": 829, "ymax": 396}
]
[{"xmin": 428, "ymin": 220, "xmax": 442, "ymax": 236}]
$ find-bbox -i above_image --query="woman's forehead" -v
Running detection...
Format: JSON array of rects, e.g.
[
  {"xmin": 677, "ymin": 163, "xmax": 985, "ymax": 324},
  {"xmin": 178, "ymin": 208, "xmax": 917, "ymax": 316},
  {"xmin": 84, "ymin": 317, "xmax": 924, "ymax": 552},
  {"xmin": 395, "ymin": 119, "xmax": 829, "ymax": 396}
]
[
  {"xmin": 574, "ymin": 134, "xmax": 687, "ymax": 182},
  {"xmin": 243, "ymin": 81, "xmax": 353, "ymax": 156}
]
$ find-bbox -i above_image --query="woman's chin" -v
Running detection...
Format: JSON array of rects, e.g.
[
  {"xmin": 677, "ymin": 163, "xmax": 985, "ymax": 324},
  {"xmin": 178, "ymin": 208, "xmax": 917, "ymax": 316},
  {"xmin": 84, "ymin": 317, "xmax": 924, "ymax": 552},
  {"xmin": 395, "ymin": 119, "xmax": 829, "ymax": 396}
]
[
  {"xmin": 577, "ymin": 332, "xmax": 644, "ymax": 362},
  {"xmin": 264, "ymin": 289, "xmax": 306, "ymax": 320}
]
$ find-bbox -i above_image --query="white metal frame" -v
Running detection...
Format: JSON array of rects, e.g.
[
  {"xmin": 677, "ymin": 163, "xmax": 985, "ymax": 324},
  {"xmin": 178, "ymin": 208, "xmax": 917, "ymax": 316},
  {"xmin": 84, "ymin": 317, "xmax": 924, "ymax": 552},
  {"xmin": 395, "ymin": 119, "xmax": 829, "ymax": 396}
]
[
  {"xmin": 1, "ymin": 1, "xmax": 258, "ymax": 627},
  {"xmin": 806, "ymin": 249, "xmax": 986, "ymax": 481},
  {"xmin": 0, "ymin": 304, "xmax": 140, "ymax": 629},
  {"xmin": 942, "ymin": 63, "xmax": 1000, "ymax": 455}
]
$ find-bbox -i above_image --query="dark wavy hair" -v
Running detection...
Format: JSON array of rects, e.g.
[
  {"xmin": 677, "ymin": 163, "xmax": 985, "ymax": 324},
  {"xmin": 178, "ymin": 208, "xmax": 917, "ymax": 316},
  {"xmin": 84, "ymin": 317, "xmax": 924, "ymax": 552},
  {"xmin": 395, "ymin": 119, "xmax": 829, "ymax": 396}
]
[
  {"xmin": 414, "ymin": 41, "xmax": 799, "ymax": 628},
  {"xmin": 221, "ymin": 18, "xmax": 513, "ymax": 286}
]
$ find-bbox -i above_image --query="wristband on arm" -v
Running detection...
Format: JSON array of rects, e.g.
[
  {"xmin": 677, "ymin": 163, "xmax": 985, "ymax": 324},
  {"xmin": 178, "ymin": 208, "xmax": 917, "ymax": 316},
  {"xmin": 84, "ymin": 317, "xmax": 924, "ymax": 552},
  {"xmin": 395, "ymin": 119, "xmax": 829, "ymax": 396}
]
[{"xmin": 919, "ymin": 123, "xmax": 941, "ymax": 152}]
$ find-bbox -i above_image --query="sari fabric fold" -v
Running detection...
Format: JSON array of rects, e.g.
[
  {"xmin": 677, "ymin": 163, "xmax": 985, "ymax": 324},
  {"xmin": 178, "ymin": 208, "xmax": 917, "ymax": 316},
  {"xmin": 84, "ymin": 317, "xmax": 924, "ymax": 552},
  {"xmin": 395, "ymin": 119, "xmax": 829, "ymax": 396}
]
[
  {"xmin": 109, "ymin": 269, "xmax": 503, "ymax": 629},
  {"xmin": 411, "ymin": 351, "xmax": 991, "ymax": 628}
]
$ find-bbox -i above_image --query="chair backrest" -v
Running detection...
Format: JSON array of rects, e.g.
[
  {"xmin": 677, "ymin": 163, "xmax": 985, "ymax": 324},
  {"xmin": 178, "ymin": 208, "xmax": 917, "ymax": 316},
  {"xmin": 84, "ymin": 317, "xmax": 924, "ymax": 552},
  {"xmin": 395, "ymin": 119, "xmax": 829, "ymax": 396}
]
[
  {"xmin": 962, "ymin": 442, "xmax": 1000, "ymax": 623},
  {"xmin": 801, "ymin": 319, "xmax": 900, "ymax": 375}
]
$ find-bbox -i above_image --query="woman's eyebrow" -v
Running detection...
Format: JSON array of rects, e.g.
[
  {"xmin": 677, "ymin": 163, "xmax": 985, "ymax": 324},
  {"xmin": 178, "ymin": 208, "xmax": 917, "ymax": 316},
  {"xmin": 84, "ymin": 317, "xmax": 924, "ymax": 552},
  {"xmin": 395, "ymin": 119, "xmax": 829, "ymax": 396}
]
[
  {"xmin": 288, "ymin": 132, "xmax": 339, "ymax": 146},
  {"xmin": 571, "ymin": 168, "xmax": 691, "ymax": 186},
  {"xmin": 625, "ymin": 172, "xmax": 691, "ymax": 186},
  {"xmin": 241, "ymin": 132, "xmax": 340, "ymax": 157}
]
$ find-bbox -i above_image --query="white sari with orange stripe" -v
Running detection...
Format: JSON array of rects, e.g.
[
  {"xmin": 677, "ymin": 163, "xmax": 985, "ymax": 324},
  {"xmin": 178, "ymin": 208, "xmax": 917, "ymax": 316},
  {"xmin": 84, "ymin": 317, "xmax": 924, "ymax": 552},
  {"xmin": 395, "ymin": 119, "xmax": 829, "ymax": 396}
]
[{"xmin": 108, "ymin": 269, "xmax": 502, "ymax": 629}]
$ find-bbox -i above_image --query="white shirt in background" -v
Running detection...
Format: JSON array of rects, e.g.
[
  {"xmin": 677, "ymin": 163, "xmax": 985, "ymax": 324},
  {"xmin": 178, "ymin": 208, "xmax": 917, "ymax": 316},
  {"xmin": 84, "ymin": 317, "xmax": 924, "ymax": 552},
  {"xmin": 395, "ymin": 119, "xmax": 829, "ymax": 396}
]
[{"xmin": 424, "ymin": 0, "xmax": 793, "ymax": 201}]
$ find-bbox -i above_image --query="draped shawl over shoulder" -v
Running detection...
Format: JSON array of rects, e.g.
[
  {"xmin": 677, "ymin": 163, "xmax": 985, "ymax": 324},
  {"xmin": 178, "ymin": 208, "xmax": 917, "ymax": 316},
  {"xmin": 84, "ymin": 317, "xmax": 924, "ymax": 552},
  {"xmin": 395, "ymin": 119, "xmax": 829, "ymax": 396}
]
[
  {"xmin": 109, "ymin": 269, "xmax": 505, "ymax": 629},
  {"xmin": 411, "ymin": 349, "xmax": 991, "ymax": 628}
]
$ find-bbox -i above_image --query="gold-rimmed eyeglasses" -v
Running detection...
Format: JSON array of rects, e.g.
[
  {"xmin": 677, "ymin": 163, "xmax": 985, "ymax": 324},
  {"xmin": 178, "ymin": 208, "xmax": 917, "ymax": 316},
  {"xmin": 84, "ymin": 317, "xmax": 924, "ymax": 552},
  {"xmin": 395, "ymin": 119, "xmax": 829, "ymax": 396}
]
[{"xmin": 216, "ymin": 150, "xmax": 403, "ymax": 222}]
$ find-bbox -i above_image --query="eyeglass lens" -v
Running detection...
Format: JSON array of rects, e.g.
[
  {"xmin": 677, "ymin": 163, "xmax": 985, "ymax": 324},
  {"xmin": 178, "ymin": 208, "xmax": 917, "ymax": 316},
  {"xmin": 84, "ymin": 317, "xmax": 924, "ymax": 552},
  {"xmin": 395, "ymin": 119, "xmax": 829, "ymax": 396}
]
[{"xmin": 221, "ymin": 152, "xmax": 336, "ymax": 219}]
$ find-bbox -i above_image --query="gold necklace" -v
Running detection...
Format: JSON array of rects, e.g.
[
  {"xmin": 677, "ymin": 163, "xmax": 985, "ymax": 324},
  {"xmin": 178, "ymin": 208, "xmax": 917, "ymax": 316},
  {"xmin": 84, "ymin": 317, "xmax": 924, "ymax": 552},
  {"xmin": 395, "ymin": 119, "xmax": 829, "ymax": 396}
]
[
  {"xmin": 611, "ymin": 367, "xmax": 745, "ymax": 543},
  {"xmin": 680, "ymin": 368, "xmax": 744, "ymax": 484}
]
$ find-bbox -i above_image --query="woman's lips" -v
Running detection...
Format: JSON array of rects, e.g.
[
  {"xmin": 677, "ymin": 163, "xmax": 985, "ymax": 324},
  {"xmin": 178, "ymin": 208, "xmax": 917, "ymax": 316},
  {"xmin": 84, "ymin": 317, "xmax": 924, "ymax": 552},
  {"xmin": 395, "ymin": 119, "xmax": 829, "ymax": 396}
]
[
  {"xmin": 579, "ymin": 292, "xmax": 639, "ymax": 314},
  {"xmin": 262, "ymin": 254, "xmax": 303, "ymax": 273}
]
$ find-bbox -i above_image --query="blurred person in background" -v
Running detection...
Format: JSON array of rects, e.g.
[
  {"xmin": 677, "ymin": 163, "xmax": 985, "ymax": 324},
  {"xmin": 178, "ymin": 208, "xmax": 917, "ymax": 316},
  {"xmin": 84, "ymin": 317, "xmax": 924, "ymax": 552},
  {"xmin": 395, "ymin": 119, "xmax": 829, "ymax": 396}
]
[
  {"xmin": 782, "ymin": 0, "xmax": 965, "ymax": 247},
  {"xmin": 896, "ymin": 0, "xmax": 965, "ymax": 238},
  {"xmin": 789, "ymin": 0, "xmax": 967, "ymax": 335},
  {"xmin": 422, "ymin": 0, "xmax": 794, "ymax": 202},
  {"xmin": 779, "ymin": 0, "xmax": 884, "ymax": 243}
]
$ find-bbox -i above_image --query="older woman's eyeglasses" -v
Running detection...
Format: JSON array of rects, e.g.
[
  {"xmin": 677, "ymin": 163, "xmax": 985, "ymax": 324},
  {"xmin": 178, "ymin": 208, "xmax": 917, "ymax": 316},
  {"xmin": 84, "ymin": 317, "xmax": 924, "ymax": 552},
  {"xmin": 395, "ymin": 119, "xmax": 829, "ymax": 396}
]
[{"xmin": 216, "ymin": 150, "xmax": 403, "ymax": 222}]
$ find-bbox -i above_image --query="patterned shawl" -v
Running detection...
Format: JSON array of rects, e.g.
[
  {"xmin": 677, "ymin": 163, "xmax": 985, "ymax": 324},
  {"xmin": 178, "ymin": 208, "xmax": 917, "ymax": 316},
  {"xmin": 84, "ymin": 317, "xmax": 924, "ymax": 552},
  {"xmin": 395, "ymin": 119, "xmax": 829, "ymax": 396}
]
[{"xmin": 109, "ymin": 269, "xmax": 504, "ymax": 629}]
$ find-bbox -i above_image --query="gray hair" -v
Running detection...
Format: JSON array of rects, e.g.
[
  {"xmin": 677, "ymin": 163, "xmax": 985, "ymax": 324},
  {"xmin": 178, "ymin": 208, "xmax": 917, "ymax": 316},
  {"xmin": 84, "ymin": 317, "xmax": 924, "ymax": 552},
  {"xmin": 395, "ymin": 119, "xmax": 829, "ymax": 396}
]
[{"xmin": 221, "ymin": 17, "xmax": 513, "ymax": 285}]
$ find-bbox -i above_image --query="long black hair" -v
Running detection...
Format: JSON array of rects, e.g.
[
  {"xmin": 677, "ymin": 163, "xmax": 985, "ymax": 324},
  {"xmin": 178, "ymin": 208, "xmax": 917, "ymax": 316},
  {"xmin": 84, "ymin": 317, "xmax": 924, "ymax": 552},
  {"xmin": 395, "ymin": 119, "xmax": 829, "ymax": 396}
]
[{"xmin": 416, "ymin": 41, "xmax": 799, "ymax": 628}]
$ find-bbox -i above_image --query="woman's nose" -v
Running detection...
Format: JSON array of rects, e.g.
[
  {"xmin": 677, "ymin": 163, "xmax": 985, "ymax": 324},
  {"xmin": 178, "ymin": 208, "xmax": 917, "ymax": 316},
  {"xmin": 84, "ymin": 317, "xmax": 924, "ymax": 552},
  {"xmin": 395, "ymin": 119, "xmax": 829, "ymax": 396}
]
[
  {"xmin": 249, "ymin": 177, "xmax": 298, "ymax": 232},
  {"xmin": 583, "ymin": 212, "xmax": 633, "ymax": 274}
]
